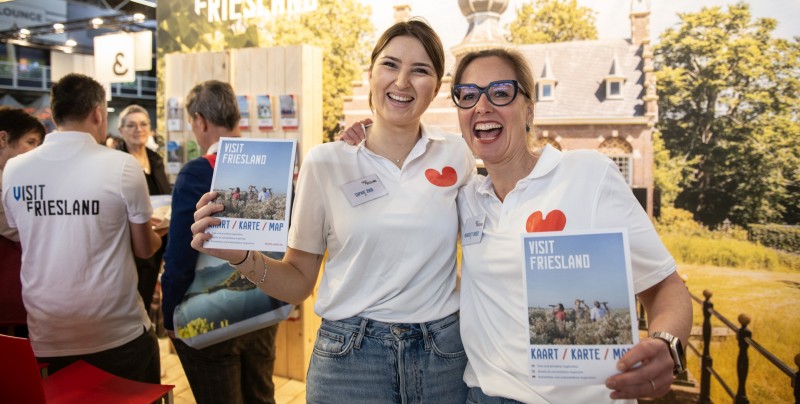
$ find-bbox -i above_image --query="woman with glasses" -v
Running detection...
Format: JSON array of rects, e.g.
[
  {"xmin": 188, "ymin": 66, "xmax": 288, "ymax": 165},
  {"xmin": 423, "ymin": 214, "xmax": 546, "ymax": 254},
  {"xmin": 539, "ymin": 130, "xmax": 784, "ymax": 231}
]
[
  {"xmin": 117, "ymin": 104, "xmax": 170, "ymax": 312},
  {"xmin": 189, "ymin": 19, "xmax": 474, "ymax": 403},
  {"xmin": 453, "ymin": 48, "xmax": 691, "ymax": 403}
]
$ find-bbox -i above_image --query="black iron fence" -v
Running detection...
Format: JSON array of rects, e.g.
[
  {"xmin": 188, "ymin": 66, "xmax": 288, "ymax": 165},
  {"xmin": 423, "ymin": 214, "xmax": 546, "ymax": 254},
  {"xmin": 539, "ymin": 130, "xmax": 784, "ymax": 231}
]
[{"xmin": 688, "ymin": 289, "xmax": 800, "ymax": 404}]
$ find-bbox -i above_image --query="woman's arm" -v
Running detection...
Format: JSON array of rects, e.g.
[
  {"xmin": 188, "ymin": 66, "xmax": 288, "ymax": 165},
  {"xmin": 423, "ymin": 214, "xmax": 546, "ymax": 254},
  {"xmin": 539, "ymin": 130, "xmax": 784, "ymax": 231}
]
[
  {"xmin": 605, "ymin": 272, "xmax": 692, "ymax": 399},
  {"xmin": 190, "ymin": 191, "xmax": 324, "ymax": 305}
]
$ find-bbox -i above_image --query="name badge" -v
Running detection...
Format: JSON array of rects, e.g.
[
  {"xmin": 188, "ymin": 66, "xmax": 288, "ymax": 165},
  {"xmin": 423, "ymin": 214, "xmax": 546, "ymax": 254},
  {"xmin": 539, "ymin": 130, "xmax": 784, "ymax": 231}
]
[
  {"xmin": 340, "ymin": 174, "xmax": 388, "ymax": 207},
  {"xmin": 461, "ymin": 214, "xmax": 486, "ymax": 246}
]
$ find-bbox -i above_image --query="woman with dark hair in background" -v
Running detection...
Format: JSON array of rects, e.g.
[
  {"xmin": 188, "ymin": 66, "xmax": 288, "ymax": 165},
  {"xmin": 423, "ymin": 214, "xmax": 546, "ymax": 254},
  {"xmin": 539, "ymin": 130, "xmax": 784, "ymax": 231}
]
[
  {"xmin": 117, "ymin": 104, "xmax": 170, "ymax": 312},
  {"xmin": 0, "ymin": 106, "xmax": 46, "ymax": 335}
]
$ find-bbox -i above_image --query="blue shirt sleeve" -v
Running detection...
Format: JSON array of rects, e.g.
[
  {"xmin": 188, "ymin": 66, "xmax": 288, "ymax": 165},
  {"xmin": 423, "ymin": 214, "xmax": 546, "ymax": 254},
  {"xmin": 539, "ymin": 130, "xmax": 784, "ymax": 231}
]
[{"xmin": 161, "ymin": 157, "xmax": 213, "ymax": 330}]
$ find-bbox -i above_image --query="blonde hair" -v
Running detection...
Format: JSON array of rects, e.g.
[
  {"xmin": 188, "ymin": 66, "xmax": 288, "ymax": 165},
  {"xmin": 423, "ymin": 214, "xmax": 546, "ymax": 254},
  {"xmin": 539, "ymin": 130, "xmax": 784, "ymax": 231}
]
[{"xmin": 118, "ymin": 104, "xmax": 150, "ymax": 128}]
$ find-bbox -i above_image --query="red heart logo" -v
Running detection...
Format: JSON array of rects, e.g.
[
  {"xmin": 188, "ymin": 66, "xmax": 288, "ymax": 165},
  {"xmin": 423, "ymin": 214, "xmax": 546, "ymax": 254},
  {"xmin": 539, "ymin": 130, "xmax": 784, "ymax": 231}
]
[
  {"xmin": 425, "ymin": 166, "xmax": 457, "ymax": 187},
  {"xmin": 526, "ymin": 210, "xmax": 567, "ymax": 232}
]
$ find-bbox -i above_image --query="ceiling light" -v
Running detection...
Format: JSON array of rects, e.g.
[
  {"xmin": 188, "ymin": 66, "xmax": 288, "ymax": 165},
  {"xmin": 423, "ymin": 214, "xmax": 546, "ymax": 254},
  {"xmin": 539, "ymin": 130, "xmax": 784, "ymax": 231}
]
[
  {"xmin": 65, "ymin": 39, "xmax": 77, "ymax": 47},
  {"xmin": 91, "ymin": 18, "xmax": 104, "ymax": 28},
  {"xmin": 133, "ymin": 13, "xmax": 145, "ymax": 23},
  {"xmin": 19, "ymin": 28, "xmax": 30, "ymax": 38},
  {"xmin": 53, "ymin": 23, "xmax": 64, "ymax": 32}
]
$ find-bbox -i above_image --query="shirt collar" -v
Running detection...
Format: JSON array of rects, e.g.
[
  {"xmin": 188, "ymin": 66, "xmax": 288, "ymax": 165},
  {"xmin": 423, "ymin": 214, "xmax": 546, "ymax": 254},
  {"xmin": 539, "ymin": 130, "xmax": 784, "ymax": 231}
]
[
  {"xmin": 43, "ymin": 131, "xmax": 97, "ymax": 145},
  {"xmin": 344, "ymin": 122, "xmax": 444, "ymax": 156},
  {"xmin": 476, "ymin": 144, "xmax": 563, "ymax": 196}
]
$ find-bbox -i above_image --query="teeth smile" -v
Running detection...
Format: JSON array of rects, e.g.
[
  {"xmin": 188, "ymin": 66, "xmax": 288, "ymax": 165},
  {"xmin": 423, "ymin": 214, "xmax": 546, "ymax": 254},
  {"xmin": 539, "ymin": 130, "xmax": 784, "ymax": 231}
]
[
  {"xmin": 388, "ymin": 93, "xmax": 413, "ymax": 102},
  {"xmin": 473, "ymin": 122, "xmax": 502, "ymax": 140},
  {"xmin": 474, "ymin": 122, "xmax": 502, "ymax": 131}
]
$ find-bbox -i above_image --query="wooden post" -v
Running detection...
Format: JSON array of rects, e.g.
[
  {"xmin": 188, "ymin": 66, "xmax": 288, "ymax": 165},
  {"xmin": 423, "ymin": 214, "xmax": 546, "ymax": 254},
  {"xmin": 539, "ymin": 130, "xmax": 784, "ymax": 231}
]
[
  {"xmin": 793, "ymin": 354, "xmax": 799, "ymax": 404},
  {"xmin": 637, "ymin": 300, "xmax": 647, "ymax": 330},
  {"xmin": 699, "ymin": 289, "xmax": 713, "ymax": 404},
  {"xmin": 735, "ymin": 314, "xmax": 751, "ymax": 404}
]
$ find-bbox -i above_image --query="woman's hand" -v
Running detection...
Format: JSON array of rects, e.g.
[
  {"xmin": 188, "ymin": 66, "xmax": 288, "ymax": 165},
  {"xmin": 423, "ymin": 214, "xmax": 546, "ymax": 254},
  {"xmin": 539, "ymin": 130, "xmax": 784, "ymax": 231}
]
[
  {"xmin": 604, "ymin": 337, "xmax": 675, "ymax": 399},
  {"xmin": 189, "ymin": 191, "xmax": 245, "ymax": 263},
  {"xmin": 338, "ymin": 118, "xmax": 372, "ymax": 145}
]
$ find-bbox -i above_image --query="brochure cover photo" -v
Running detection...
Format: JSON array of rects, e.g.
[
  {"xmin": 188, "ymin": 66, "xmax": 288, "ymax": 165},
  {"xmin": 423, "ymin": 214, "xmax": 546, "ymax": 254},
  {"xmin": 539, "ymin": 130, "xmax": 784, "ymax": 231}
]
[
  {"xmin": 256, "ymin": 94, "xmax": 273, "ymax": 130},
  {"xmin": 174, "ymin": 251, "xmax": 292, "ymax": 349},
  {"xmin": 521, "ymin": 229, "xmax": 638, "ymax": 386},
  {"xmin": 204, "ymin": 137, "xmax": 296, "ymax": 251}
]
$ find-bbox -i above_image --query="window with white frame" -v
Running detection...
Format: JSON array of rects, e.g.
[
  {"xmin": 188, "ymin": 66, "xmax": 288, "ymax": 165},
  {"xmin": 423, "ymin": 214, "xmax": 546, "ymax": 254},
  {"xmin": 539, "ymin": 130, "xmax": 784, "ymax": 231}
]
[
  {"xmin": 538, "ymin": 81, "xmax": 555, "ymax": 101},
  {"xmin": 598, "ymin": 137, "xmax": 633, "ymax": 184},
  {"xmin": 609, "ymin": 155, "xmax": 632, "ymax": 184}
]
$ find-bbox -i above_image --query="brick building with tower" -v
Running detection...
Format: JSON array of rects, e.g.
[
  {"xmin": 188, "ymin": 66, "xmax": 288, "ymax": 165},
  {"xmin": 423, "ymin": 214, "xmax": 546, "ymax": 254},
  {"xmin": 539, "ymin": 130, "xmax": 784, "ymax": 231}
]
[{"xmin": 344, "ymin": 0, "xmax": 660, "ymax": 216}]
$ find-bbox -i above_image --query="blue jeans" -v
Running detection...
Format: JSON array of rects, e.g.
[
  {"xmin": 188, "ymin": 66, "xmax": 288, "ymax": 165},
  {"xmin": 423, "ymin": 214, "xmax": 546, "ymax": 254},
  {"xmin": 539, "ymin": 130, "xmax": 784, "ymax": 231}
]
[
  {"xmin": 466, "ymin": 387, "xmax": 525, "ymax": 404},
  {"xmin": 306, "ymin": 312, "xmax": 468, "ymax": 404}
]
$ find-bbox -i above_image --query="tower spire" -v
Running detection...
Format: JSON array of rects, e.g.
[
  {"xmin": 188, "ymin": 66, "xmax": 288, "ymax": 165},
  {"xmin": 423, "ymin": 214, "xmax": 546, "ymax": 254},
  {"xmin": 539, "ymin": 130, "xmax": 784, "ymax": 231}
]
[{"xmin": 451, "ymin": 0, "xmax": 511, "ymax": 60}]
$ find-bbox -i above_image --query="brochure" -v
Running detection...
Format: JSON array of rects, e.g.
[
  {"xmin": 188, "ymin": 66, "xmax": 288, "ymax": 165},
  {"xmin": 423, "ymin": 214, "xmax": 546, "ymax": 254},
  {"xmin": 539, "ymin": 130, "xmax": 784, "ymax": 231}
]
[
  {"xmin": 237, "ymin": 95, "xmax": 250, "ymax": 130},
  {"xmin": 256, "ymin": 95, "xmax": 273, "ymax": 130},
  {"xmin": 520, "ymin": 229, "xmax": 638, "ymax": 385},
  {"xmin": 279, "ymin": 94, "xmax": 298, "ymax": 130},
  {"xmin": 150, "ymin": 194, "xmax": 172, "ymax": 231},
  {"xmin": 174, "ymin": 251, "xmax": 292, "ymax": 349},
  {"xmin": 167, "ymin": 97, "xmax": 183, "ymax": 131},
  {"xmin": 204, "ymin": 137, "xmax": 296, "ymax": 252},
  {"xmin": 166, "ymin": 139, "xmax": 183, "ymax": 175}
]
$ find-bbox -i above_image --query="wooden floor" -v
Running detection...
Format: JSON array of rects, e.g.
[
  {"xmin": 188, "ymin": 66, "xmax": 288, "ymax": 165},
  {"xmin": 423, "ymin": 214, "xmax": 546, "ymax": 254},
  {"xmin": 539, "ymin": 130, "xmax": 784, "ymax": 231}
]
[{"xmin": 159, "ymin": 337, "xmax": 306, "ymax": 404}]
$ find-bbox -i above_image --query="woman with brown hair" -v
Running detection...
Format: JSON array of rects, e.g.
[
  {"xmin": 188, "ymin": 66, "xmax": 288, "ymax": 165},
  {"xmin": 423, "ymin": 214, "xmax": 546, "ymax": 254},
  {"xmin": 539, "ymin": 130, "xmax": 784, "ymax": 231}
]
[{"xmin": 190, "ymin": 19, "xmax": 474, "ymax": 402}]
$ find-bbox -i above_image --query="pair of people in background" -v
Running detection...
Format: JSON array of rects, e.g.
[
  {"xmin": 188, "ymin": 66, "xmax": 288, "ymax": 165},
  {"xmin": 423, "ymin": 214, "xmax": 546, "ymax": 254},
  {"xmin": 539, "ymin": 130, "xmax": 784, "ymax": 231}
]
[{"xmin": 191, "ymin": 18, "xmax": 691, "ymax": 403}]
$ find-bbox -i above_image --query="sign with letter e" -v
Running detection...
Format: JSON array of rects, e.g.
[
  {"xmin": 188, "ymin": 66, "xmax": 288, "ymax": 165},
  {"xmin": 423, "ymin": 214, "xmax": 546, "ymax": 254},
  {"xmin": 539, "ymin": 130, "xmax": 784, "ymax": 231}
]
[{"xmin": 93, "ymin": 33, "xmax": 135, "ymax": 84}]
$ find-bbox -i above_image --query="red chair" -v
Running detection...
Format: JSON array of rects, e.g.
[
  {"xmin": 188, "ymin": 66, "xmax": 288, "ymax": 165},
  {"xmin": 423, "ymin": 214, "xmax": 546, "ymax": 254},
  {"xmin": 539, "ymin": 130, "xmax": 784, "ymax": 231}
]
[{"xmin": 0, "ymin": 334, "xmax": 174, "ymax": 403}]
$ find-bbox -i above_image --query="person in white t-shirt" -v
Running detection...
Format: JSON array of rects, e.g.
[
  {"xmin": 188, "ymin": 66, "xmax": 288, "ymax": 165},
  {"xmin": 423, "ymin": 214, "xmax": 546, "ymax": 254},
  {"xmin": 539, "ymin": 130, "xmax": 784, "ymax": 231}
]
[
  {"xmin": 452, "ymin": 48, "xmax": 692, "ymax": 403},
  {"xmin": 1, "ymin": 74, "xmax": 163, "ymax": 382},
  {"xmin": 189, "ymin": 20, "xmax": 475, "ymax": 403},
  {"xmin": 591, "ymin": 301, "xmax": 608, "ymax": 322}
]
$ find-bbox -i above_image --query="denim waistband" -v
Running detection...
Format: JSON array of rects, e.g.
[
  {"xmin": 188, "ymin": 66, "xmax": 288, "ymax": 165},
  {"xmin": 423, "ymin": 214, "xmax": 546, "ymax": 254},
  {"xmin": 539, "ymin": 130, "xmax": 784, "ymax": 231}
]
[{"xmin": 321, "ymin": 311, "xmax": 460, "ymax": 341}]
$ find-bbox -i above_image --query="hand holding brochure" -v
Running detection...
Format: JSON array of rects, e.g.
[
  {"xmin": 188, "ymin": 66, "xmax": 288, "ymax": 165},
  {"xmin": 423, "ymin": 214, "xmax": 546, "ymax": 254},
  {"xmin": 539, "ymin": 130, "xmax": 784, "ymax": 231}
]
[
  {"xmin": 520, "ymin": 229, "xmax": 639, "ymax": 385},
  {"xmin": 203, "ymin": 137, "xmax": 297, "ymax": 252}
]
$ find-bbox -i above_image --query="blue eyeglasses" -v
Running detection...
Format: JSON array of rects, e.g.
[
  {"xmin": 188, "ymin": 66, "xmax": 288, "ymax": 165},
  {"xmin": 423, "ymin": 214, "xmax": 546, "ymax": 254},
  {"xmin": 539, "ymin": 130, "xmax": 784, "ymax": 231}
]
[{"xmin": 451, "ymin": 80, "xmax": 530, "ymax": 109}]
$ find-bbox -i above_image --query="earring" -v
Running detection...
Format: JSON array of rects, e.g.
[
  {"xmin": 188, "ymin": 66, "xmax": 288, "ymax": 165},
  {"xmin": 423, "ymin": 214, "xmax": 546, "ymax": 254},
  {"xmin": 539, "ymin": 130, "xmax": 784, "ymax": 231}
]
[{"xmin": 525, "ymin": 124, "xmax": 531, "ymax": 132}]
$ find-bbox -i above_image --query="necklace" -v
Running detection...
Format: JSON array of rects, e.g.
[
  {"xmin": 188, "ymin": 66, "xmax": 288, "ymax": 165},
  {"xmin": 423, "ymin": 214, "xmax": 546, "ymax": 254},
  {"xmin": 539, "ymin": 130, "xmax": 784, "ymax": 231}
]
[{"xmin": 366, "ymin": 138, "xmax": 406, "ymax": 166}]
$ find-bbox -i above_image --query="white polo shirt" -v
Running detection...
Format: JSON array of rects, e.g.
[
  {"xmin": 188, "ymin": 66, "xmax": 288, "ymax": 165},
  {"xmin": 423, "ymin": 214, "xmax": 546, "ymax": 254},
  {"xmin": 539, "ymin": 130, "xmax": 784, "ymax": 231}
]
[
  {"xmin": 2, "ymin": 131, "xmax": 152, "ymax": 357},
  {"xmin": 456, "ymin": 145, "xmax": 676, "ymax": 403},
  {"xmin": 289, "ymin": 124, "xmax": 476, "ymax": 322}
]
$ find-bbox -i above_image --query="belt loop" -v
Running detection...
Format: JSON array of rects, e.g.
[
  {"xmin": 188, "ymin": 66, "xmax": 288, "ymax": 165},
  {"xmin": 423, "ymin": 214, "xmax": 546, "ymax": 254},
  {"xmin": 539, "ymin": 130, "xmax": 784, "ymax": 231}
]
[
  {"xmin": 354, "ymin": 317, "xmax": 368, "ymax": 349},
  {"xmin": 421, "ymin": 320, "xmax": 432, "ymax": 351}
]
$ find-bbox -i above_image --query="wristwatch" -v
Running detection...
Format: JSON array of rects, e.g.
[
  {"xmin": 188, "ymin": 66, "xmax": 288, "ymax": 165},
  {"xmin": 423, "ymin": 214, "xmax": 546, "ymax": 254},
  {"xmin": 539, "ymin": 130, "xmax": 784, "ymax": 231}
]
[{"xmin": 651, "ymin": 331, "xmax": 686, "ymax": 375}]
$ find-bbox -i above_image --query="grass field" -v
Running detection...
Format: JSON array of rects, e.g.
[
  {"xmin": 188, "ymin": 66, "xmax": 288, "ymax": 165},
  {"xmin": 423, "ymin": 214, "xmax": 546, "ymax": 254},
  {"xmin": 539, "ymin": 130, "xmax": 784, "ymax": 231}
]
[{"xmin": 679, "ymin": 264, "xmax": 800, "ymax": 403}]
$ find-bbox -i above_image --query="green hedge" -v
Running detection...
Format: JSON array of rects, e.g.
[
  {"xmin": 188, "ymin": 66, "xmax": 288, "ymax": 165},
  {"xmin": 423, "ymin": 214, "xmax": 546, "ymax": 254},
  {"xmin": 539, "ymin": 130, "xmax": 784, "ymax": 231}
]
[
  {"xmin": 748, "ymin": 224, "xmax": 800, "ymax": 255},
  {"xmin": 660, "ymin": 234, "xmax": 800, "ymax": 272},
  {"xmin": 656, "ymin": 208, "xmax": 800, "ymax": 271}
]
